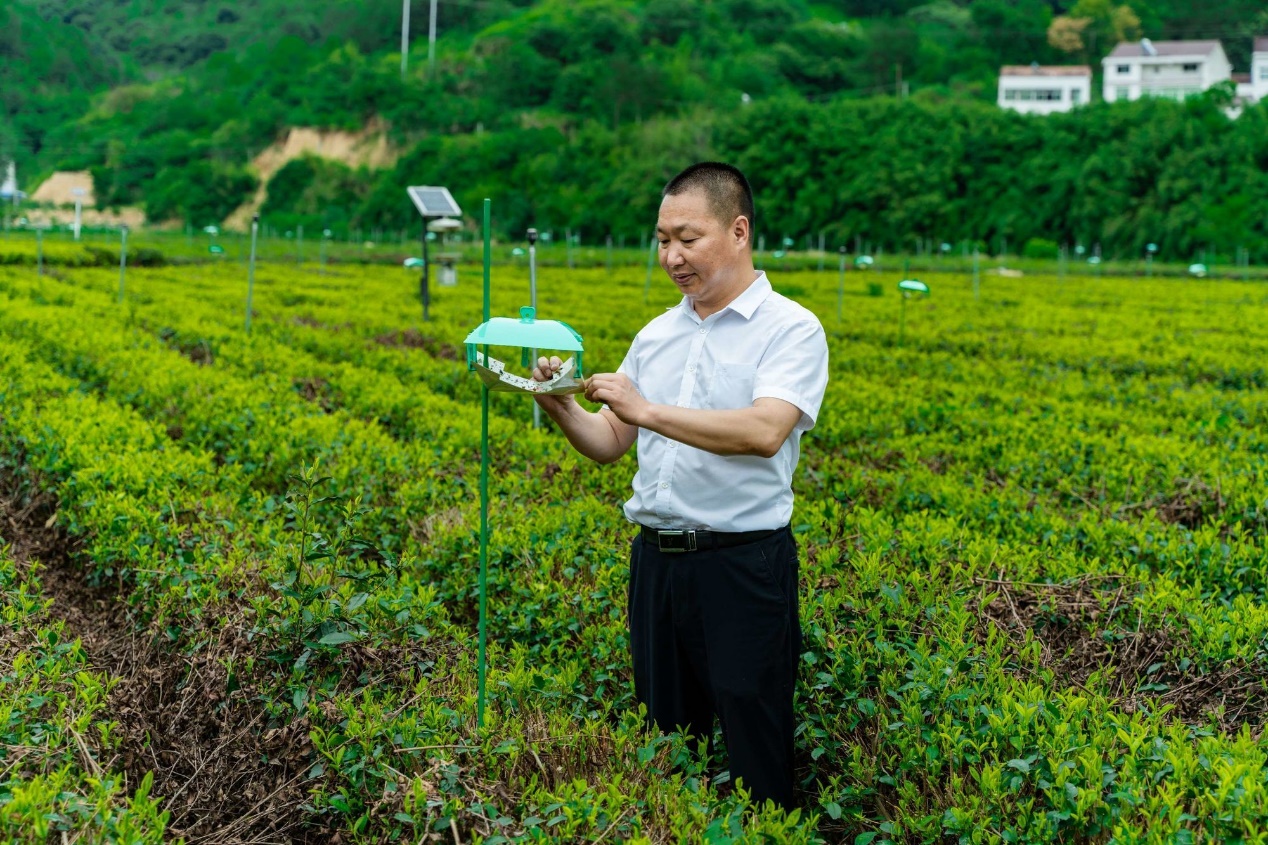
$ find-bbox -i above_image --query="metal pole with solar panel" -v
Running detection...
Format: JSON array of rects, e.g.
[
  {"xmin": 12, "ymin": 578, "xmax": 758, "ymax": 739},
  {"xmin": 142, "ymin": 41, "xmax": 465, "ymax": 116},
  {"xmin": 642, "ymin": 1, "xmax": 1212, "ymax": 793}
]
[{"xmin": 406, "ymin": 186, "xmax": 462, "ymax": 322}]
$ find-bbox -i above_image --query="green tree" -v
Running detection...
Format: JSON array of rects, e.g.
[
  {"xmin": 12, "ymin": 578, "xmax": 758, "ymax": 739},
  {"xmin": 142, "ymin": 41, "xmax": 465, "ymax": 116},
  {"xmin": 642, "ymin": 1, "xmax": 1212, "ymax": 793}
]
[
  {"xmin": 773, "ymin": 21, "xmax": 861, "ymax": 98},
  {"xmin": 1048, "ymin": 0, "xmax": 1142, "ymax": 64}
]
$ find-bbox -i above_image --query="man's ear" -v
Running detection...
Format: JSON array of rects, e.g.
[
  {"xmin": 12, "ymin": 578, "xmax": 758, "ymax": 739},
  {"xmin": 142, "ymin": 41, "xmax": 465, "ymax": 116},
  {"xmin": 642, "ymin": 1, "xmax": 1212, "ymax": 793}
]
[{"xmin": 733, "ymin": 215, "xmax": 751, "ymax": 249}]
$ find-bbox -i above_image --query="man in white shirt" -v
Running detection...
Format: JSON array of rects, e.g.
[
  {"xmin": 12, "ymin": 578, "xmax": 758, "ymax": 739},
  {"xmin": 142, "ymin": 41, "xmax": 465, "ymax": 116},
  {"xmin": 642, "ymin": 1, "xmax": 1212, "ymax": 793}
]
[{"xmin": 532, "ymin": 162, "xmax": 829, "ymax": 810}]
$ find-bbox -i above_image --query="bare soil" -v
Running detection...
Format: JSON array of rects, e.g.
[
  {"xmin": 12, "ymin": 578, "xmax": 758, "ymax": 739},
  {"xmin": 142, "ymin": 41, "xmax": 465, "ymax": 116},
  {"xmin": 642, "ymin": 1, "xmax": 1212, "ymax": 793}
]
[
  {"xmin": 373, "ymin": 327, "xmax": 460, "ymax": 360},
  {"xmin": 974, "ymin": 575, "xmax": 1268, "ymax": 731},
  {"xmin": 157, "ymin": 327, "xmax": 215, "ymax": 366},
  {"xmin": 291, "ymin": 315, "xmax": 350, "ymax": 331},
  {"xmin": 292, "ymin": 376, "xmax": 339, "ymax": 413},
  {"xmin": 1123, "ymin": 476, "xmax": 1225, "ymax": 530},
  {"xmin": 0, "ymin": 463, "xmax": 322, "ymax": 844},
  {"xmin": 225, "ymin": 125, "xmax": 397, "ymax": 231}
]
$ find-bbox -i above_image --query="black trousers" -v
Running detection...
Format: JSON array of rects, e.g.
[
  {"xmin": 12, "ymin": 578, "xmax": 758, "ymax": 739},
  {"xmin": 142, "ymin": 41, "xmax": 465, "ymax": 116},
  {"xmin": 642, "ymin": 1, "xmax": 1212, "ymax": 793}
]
[{"xmin": 628, "ymin": 525, "xmax": 800, "ymax": 810}]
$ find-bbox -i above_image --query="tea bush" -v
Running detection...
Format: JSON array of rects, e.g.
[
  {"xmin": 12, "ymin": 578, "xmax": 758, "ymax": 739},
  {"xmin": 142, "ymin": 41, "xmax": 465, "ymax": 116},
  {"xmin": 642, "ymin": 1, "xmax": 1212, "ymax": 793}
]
[{"xmin": 1, "ymin": 258, "xmax": 1267, "ymax": 842}]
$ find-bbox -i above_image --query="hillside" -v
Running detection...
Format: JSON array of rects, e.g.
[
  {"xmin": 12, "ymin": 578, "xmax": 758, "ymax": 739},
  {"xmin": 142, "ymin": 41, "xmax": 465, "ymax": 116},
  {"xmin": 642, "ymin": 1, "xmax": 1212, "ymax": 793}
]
[
  {"xmin": 4, "ymin": 0, "xmax": 1268, "ymax": 259},
  {"xmin": 225, "ymin": 124, "xmax": 398, "ymax": 229},
  {"xmin": 0, "ymin": 0, "xmax": 130, "ymax": 171},
  {"xmin": 17, "ymin": 0, "xmax": 503, "ymax": 71}
]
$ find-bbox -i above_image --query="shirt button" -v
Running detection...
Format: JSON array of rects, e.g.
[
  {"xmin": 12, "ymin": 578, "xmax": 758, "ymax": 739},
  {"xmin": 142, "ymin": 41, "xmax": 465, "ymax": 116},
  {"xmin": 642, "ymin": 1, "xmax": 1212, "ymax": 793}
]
[
  {"xmin": 659, "ymin": 481, "xmax": 670, "ymax": 489},
  {"xmin": 669, "ymin": 442, "xmax": 677, "ymax": 448},
  {"xmin": 687, "ymin": 365, "xmax": 696, "ymax": 373},
  {"xmin": 699, "ymin": 328, "xmax": 706, "ymax": 335}
]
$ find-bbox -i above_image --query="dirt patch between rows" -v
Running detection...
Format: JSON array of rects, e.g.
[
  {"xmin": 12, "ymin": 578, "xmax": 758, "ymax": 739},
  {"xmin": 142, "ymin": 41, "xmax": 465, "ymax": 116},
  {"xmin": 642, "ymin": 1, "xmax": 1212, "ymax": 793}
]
[
  {"xmin": 157, "ymin": 327, "xmax": 215, "ymax": 367},
  {"xmin": 0, "ymin": 465, "xmax": 320, "ymax": 843},
  {"xmin": 291, "ymin": 315, "xmax": 351, "ymax": 331},
  {"xmin": 974, "ymin": 575, "xmax": 1268, "ymax": 731},
  {"xmin": 292, "ymin": 376, "xmax": 340, "ymax": 413},
  {"xmin": 374, "ymin": 328, "xmax": 460, "ymax": 360},
  {"xmin": 1117, "ymin": 476, "xmax": 1225, "ymax": 530},
  {"xmin": 1062, "ymin": 476, "xmax": 1227, "ymax": 531}
]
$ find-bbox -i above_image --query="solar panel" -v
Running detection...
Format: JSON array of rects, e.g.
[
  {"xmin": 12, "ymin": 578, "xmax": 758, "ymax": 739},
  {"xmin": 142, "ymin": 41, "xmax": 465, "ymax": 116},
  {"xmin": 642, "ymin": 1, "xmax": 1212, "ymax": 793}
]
[{"xmin": 407, "ymin": 185, "xmax": 462, "ymax": 218}]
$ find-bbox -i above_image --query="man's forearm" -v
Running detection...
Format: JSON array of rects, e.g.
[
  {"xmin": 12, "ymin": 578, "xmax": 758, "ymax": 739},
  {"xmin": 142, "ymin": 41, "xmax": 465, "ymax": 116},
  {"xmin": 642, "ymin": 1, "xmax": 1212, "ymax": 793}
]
[
  {"xmin": 540, "ymin": 398, "xmax": 631, "ymax": 464},
  {"xmin": 638, "ymin": 401, "xmax": 795, "ymax": 459}
]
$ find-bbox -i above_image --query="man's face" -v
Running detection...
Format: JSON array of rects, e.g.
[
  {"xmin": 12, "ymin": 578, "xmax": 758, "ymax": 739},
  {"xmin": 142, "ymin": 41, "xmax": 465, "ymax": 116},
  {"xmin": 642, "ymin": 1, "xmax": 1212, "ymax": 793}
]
[{"xmin": 656, "ymin": 189, "xmax": 746, "ymax": 303}]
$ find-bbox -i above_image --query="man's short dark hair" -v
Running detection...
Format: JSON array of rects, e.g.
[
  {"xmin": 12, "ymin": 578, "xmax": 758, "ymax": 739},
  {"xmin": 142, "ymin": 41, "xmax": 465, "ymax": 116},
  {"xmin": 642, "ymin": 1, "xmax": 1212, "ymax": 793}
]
[{"xmin": 663, "ymin": 162, "xmax": 755, "ymax": 233}]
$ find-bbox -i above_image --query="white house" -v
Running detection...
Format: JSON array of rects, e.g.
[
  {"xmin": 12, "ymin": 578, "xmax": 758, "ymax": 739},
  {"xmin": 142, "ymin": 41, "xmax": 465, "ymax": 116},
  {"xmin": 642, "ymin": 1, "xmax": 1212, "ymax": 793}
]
[
  {"xmin": 1252, "ymin": 37, "xmax": 1268, "ymax": 102},
  {"xmin": 1101, "ymin": 39, "xmax": 1231, "ymax": 102},
  {"xmin": 1230, "ymin": 38, "xmax": 1268, "ymax": 114},
  {"xmin": 1234, "ymin": 73, "xmax": 1254, "ymax": 105},
  {"xmin": 997, "ymin": 65, "xmax": 1092, "ymax": 114}
]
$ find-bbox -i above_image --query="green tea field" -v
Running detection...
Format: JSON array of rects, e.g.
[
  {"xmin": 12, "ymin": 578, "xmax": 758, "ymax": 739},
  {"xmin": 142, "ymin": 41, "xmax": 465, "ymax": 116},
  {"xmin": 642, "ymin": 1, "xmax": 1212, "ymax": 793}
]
[{"xmin": 2, "ymin": 250, "xmax": 1268, "ymax": 843}]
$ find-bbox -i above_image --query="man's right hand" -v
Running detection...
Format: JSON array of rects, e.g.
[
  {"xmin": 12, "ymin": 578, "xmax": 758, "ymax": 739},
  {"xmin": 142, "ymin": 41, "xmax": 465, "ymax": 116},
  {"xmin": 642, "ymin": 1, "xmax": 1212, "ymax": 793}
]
[
  {"xmin": 529, "ymin": 355, "xmax": 637, "ymax": 464},
  {"xmin": 531, "ymin": 355, "xmax": 576, "ymax": 415}
]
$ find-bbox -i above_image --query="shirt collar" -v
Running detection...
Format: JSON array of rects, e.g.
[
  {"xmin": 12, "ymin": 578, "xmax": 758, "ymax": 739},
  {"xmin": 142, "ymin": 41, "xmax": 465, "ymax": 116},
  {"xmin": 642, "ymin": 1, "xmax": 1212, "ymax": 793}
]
[{"xmin": 677, "ymin": 272, "xmax": 772, "ymax": 323}]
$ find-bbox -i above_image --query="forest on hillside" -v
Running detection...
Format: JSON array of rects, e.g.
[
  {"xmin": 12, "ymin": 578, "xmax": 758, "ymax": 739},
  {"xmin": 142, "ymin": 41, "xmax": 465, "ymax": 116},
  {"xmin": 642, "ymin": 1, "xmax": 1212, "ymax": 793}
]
[{"xmin": 3, "ymin": 0, "xmax": 1268, "ymax": 259}]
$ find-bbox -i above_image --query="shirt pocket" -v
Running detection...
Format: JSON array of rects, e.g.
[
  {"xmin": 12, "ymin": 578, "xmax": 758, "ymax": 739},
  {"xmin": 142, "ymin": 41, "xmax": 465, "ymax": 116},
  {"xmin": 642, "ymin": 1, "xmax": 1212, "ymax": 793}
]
[{"xmin": 710, "ymin": 362, "xmax": 757, "ymax": 410}]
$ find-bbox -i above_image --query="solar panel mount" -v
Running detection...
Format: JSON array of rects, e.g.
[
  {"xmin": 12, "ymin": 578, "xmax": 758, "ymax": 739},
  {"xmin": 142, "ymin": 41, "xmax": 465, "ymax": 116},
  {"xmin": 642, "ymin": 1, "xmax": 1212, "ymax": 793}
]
[{"xmin": 407, "ymin": 185, "xmax": 462, "ymax": 218}]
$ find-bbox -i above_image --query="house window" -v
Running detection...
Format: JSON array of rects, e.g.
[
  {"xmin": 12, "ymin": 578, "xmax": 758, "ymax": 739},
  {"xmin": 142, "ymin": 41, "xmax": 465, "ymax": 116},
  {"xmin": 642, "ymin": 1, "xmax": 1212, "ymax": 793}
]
[
  {"xmin": 1071, "ymin": 88, "xmax": 1083, "ymax": 104},
  {"xmin": 1148, "ymin": 87, "xmax": 1197, "ymax": 101},
  {"xmin": 1117, "ymin": 64, "xmax": 1130, "ymax": 74},
  {"xmin": 1183, "ymin": 63, "xmax": 1199, "ymax": 72},
  {"xmin": 1006, "ymin": 89, "xmax": 1063, "ymax": 101},
  {"xmin": 1116, "ymin": 86, "xmax": 1130, "ymax": 100},
  {"xmin": 1260, "ymin": 66, "xmax": 1268, "ymax": 81}
]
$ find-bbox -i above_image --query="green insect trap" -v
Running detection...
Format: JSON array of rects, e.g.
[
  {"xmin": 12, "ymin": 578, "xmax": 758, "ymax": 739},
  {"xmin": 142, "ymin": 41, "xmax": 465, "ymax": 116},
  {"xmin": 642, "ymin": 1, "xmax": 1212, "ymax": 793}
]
[
  {"xmin": 897, "ymin": 279, "xmax": 930, "ymax": 348},
  {"xmin": 463, "ymin": 200, "xmax": 586, "ymax": 729},
  {"xmin": 464, "ymin": 306, "xmax": 586, "ymax": 395}
]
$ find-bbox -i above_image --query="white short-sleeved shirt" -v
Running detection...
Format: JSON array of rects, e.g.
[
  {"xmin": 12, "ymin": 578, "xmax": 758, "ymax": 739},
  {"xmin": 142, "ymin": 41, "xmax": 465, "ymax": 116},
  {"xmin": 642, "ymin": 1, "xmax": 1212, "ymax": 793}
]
[{"xmin": 618, "ymin": 272, "xmax": 829, "ymax": 532}]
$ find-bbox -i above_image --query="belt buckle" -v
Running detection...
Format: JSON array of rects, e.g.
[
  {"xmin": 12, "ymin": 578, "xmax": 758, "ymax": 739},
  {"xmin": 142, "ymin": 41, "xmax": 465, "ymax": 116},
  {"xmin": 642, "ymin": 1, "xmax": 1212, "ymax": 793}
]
[{"xmin": 658, "ymin": 529, "xmax": 696, "ymax": 553}]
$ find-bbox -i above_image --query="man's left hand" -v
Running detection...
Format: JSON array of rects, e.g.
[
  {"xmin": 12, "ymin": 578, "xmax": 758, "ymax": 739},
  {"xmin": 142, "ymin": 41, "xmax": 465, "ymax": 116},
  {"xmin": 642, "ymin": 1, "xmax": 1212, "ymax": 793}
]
[{"xmin": 584, "ymin": 373, "xmax": 647, "ymax": 426}]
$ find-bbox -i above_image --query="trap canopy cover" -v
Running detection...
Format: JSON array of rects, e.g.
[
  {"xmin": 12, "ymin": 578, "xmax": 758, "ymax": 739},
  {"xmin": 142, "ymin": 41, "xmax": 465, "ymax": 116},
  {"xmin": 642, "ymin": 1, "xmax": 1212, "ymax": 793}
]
[{"xmin": 465, "ymin": 306, "xmax": 586, "ymax": 395}]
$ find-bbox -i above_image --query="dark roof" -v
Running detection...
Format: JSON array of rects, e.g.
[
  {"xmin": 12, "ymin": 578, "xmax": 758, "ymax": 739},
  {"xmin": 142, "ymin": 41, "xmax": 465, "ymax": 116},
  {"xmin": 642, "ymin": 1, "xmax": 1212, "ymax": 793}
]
[
  {"xmin": 1000, "ymin": 65, "xmax": 1091, "ymax": 77},
  {"xmin": 1233, "ymin": 72, "xmax": 1251, "ymax": 83},
  {"xmin": 1255, "ymin": 37, "xmax": 1268, "ymax": 53},
  {"xmin": 1107, "ymin": 40, "xmax": 1222, "ymax": 58}
]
